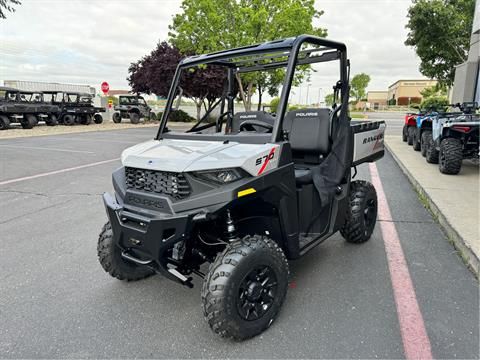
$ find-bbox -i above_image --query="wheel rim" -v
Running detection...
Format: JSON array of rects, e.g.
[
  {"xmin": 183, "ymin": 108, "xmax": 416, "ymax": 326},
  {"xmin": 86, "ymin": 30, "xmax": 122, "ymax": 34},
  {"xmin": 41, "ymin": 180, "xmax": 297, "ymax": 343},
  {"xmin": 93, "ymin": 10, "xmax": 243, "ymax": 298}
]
[
  {"xmin": 237, "ymin": 265, "xmax": 277, "ymax": 321},
  {"xmin": 364, "ymin": 199, "xmax": 376, "ymax": 233}
]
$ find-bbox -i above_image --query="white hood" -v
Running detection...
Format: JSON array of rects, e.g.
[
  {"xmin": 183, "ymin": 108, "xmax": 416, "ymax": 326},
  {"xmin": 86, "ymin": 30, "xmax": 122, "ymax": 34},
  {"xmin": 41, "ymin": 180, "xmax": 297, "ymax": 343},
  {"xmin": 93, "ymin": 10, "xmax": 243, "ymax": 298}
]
[{"xmin": 121, "ymin": 138, "xmax": 280, "ymax": 176}]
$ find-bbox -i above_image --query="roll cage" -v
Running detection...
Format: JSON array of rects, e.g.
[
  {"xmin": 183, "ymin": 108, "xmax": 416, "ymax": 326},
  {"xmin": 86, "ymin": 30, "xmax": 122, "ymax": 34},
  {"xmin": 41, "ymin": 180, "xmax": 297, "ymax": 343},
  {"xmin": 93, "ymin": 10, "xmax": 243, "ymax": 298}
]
[{"xmin": 156, "ymin": 34, "xmax": 350, "ymax": 143}]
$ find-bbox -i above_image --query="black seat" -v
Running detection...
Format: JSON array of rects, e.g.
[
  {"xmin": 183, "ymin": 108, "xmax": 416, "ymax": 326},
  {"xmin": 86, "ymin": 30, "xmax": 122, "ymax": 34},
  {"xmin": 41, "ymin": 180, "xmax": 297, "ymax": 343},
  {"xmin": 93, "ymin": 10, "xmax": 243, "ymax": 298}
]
[
  {"xmin": 282, "ymin": 108, "xmax": 332, "ymax": 186},
  {"xmin": 231, "ymin": 111, "xmax": 275, "ymax": 133}
]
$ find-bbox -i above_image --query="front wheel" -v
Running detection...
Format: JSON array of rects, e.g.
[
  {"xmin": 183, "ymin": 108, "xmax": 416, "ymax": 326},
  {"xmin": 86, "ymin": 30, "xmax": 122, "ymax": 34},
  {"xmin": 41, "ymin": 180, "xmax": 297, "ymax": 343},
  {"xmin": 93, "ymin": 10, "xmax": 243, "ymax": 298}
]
[
  {"xmin": 97, "ymin": 222, "xmax": 154, "ymax": 281},
  {"xmin": 21, "ymin": 114, "xmax": 36, "ymax": 129},
  {"xmin": 63, "ymin": 114, "xmax": 75, "ymax": 126},
  {"xmin": 407, "ymin": 127, "xmax": 415, "ymax": 145},
  {"xmin": 341, "ymin": 180, "xmax": 378, "ymax": 243},
  {"xmin": 202, "ymin": 235, "xmax": 289, "ymax": 340},
  {"xmin": 129, "ymin": 112, "xmax": 140, "ymax": 124},
  {"xmin": 412, "ymin": 129, "xmax": 421, "ymax": 151},
  {"xmin": 0, "ymin": 115, "xmax": 10, "ymax": 130},
  {"xmin": 402, "ymin": 125, "xmax": 408, "ymax": 142},
  {"xmin": 425, "ymin": 132, "xmax": 439, "ymax": 164},
  {"xmin": 112, "ymin": 112, "xmax": 121, "ymax": 123},
  {"xmin": 93, "ymin": 114, "xmax": 103, "ymax": 124},
  {"xmin": 420, "ymin": 130, "xmax": 430, "ymax": 157}
]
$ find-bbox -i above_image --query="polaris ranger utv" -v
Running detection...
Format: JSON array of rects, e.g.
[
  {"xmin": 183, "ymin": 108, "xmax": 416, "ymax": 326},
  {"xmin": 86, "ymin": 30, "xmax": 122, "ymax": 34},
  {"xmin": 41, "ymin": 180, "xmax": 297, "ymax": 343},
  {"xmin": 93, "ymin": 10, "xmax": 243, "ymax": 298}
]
[
  {"xmin": 425, "ymin": 102, "xmax": 479, "ymax": 174},
  {"xmin": 97, "ymin": 35, "xmax": 386, "ymax": 340},
  {"xmin": 112, "ymin": 94, "xmax": 155, "ymax": 124}
]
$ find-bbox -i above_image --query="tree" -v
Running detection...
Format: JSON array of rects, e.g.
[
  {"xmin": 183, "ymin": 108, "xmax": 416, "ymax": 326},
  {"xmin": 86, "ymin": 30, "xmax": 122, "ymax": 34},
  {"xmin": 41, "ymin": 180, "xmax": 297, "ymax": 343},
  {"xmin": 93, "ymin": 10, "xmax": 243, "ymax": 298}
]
[
  {"xmin": 350, "ymin": 73, "xmax": 370, "ymax": 102},
  {"xmin": 324, "ymin": 93, "xmax": 335, "ymax": 107},
  {"xmin": 420, "ymin": 84, "xmax": 447, "ymax": 98},
  {"xmin": 128, "ymin": 42, "xmax": 226, "ymax": 120},
  {"xmin": 169, "ymin": 0, "xmax": 327, "ymax": 111},
  {"xmin": 405, "ymin": 0, "xmax": 475, "ymax": 86},
  {"xmin": 0, "ymin": 0, "xmax": 21, "ymax": 19}
]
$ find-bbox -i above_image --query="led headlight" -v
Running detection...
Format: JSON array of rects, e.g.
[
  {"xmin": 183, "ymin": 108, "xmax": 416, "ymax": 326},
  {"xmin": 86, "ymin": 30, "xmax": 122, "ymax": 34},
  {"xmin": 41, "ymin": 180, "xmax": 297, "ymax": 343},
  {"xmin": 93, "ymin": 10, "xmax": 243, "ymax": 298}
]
[{"xmin": 193, "ymin": 168, "xmax": 248, "ymax": 184}]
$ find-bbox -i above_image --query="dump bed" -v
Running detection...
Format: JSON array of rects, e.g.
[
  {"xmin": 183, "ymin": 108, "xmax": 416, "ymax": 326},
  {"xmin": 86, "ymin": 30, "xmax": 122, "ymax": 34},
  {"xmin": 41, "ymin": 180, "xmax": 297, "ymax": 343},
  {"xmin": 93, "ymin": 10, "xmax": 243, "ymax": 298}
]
[{"xmin": 351, "ymin": 120, "xmax": 385, "ymax": 166}]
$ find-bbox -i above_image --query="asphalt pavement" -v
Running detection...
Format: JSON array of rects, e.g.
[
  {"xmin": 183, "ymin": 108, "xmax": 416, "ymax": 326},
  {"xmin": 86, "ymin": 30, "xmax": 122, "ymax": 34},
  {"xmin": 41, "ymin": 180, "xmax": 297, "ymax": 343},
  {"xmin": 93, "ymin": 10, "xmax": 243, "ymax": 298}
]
[{"xmin": 0, "ymin": 124, "xmax": 478, "ymax": 359}]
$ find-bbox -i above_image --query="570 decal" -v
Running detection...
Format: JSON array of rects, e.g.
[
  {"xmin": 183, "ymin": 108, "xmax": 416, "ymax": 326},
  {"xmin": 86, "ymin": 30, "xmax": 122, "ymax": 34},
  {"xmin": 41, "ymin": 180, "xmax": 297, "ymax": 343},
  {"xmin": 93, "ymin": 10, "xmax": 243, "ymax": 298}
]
[{"xmin": 255, "ymin": 147, "xmax": 276, "ymax": 175}]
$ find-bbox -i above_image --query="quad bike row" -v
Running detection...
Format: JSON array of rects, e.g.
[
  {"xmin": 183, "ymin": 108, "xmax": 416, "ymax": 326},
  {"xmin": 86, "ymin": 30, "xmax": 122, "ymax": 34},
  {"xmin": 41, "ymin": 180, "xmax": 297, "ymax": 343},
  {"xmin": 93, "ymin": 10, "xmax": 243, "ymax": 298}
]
[
  {"xmin": 0, "ymin": 87, "xmax": 105, "ymax": 130},
  {"xmin": 402, "ymin": 102, "xmax": 480, "ymax": 175}
]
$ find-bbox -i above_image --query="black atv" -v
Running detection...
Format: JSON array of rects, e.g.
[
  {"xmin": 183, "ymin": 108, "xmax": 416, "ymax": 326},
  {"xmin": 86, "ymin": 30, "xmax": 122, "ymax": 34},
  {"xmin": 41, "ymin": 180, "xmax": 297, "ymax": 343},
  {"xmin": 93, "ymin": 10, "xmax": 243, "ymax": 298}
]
[
  {"xmin": 112, "ymin": 95, "xmax": 156, "ymax": 124},
  {"xmin": 0, "ymin": 87, "xmax": 59, "ymax": 129},
  {"xmin": 43, "ymin": 91, "xmax": 105, "ymax": 126},
  {"xmin": 97, "ymin": 35, "xmax": 386, "ymax": 340}
]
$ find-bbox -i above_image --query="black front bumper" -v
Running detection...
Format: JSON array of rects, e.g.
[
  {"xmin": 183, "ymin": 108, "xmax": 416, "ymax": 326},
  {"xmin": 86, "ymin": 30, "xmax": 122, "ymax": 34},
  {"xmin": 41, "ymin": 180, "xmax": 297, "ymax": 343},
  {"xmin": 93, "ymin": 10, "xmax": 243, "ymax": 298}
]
[{"xmin": 103, "ymin": 192, "xmax": 194, "ymax": 282}]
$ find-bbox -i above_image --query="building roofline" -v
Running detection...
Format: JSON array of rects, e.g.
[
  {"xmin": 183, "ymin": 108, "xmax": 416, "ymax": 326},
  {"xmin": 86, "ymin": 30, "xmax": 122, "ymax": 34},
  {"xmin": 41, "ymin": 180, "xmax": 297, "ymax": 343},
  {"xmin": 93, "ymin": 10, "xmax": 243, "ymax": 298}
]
[{"xmin": 388, "ymin": 79, "xmax": 438, "ymax": 89}]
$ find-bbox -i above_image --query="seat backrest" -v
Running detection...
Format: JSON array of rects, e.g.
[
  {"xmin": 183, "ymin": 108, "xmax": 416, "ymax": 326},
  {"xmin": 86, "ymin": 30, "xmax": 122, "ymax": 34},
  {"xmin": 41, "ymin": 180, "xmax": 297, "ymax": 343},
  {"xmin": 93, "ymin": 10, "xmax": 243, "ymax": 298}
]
[
  {"xmin": 231, "ymin": 111, "xmax": 276, "ymax": 133},
  {"xmin": 283, "ymin": 108, "xmax": 331, "ymax": 164}
]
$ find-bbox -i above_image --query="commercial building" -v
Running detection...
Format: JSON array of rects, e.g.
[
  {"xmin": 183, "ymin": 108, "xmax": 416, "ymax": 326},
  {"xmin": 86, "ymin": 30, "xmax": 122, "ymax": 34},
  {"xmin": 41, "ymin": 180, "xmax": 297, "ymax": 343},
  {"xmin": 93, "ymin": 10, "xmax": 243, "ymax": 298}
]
[
  {"xmin": 387, "ymin": 79, "xmax": 438, "ymax": 105},
  {"xmin": 366, "ymin": 91, "xmax": 388, "ymax": 109},
  {"xmin": 451, "ymin": 0, "xmax": 479, "ymax": 103}
]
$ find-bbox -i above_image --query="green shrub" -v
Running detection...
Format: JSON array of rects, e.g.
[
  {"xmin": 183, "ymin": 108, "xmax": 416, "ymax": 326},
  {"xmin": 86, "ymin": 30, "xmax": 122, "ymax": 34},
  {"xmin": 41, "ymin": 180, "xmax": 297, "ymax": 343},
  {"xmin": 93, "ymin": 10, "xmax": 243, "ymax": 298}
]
[
  {"xmin": 270, "ymin": 97, "xmax": 280, "ymax": 113},
  {"xmin": 288, "ymin": 105, "xmax": 302, "ymax": 111},
  {"xmin": 420, "ymin": 96, "xmax": 449, "ymax": 112},
  {"xmin": 168, "ymin": 109, "xmax": 195, "ymax": 122},
  {"xmin": 156, "ymin": 112, "xmax": 163, "ymax": 120}
]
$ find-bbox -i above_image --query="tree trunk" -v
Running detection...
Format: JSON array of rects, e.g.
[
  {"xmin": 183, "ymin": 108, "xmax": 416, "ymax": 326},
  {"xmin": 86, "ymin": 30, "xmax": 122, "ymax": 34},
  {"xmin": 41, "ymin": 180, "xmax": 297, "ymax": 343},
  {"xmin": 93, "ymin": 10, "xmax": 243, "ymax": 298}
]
[
  {"xmin": 235, "ymin": 73, "xmax": 248, "ymax": 111},
  {"xmin": 257, "ymin": 85, "xmax": 263, "ymax": 111},
  {"xmin": 194, "ymin": 99, "xmax": 202, "ymax": 120},
  {"xmin": 245, "ymin": 82, "xmax": 254, "ymax": 111}
]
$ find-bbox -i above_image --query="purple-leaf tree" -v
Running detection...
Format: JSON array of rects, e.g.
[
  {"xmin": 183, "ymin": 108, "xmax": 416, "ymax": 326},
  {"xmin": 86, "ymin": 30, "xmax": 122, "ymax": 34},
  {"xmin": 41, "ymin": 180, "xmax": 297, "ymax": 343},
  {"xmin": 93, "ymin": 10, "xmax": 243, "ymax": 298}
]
[{"xmin": 128, "ymin": 42, "xmax": 226, "ymax": 120}]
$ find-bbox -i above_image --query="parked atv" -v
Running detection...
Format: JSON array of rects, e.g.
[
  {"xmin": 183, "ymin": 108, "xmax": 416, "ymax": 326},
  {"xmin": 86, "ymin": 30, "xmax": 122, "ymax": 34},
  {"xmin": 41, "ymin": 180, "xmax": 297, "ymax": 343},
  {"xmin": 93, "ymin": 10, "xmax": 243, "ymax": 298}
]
[
  {"xmin": 0, "ymin": 87, "xmax": 59, "ymax": 129},
  {"xmin": 112, "ymin": 95, "xmax": 155, "ymax": 124},
  {"xmin": 402, "ymin": 112, "xmax": 418, "ymax": 144},
  {"xmin": 426, "ymin": 102, "xmax": 479, "ymax": 174},
  {"xmin": 43, "ymin": 91, "xmax": 105, "ymax": 126},
  {"xmin": 97, "ymin": 35, "xmax": 386, "ymax": 340},
  {"xmin": 412, "ymin": 111, "xmax": 438, "ymax": 154}
]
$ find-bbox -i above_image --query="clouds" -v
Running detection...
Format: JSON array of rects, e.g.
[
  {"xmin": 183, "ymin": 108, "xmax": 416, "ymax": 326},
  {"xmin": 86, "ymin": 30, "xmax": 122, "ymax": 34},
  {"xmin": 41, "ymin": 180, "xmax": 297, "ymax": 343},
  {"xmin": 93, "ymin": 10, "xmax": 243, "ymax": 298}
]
[{"xmin": 0, "ymin": 0, "xmax": 423, "ymax": 98}]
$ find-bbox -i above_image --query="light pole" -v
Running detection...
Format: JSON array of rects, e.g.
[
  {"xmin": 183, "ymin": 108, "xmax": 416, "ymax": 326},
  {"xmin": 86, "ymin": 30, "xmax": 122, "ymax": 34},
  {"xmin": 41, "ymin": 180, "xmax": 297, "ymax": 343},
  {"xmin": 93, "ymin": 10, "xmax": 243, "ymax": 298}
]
[
  {"xmin": 317, "ymin": 87, "xmax": 322, "ymax": 106},
  {"xmin": 306, "ymin": 84, "xmax": 311, "ymax": 106}
]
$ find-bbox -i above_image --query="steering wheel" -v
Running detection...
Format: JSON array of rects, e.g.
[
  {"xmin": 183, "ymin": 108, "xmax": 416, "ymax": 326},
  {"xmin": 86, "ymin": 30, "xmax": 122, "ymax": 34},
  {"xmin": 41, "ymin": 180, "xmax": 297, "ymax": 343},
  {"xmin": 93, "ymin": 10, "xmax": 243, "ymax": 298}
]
[{"xmin": 239, "ymin": 119, "xmax": 273, "ymax": 133}]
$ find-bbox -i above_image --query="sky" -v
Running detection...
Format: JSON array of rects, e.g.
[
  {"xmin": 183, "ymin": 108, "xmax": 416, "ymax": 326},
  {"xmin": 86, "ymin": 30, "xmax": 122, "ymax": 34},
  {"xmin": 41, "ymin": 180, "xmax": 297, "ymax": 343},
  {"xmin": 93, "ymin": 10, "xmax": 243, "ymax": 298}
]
[{"xmin": 0, "ymin": 0, "xmax": 425, "ymax": 103}]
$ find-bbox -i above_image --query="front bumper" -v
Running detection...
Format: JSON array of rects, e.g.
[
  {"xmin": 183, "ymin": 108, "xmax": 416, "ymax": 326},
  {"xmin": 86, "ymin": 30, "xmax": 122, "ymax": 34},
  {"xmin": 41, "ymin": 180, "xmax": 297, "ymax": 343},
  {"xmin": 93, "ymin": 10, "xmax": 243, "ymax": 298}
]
[{"xmin": 103, "ymin": 192, "xmax": 194, "ymax": 282}]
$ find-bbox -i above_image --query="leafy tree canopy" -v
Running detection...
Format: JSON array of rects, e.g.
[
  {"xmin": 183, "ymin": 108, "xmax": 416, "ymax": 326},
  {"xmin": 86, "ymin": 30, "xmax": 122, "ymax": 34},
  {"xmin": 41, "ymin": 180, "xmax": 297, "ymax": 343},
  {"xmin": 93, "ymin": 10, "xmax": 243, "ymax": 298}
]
[
  {"xmin": 0, "ymin": 0, "xmax": 21, "ymax": 19},
  {"xmin": 168, "ymin": 0, "xmax": 327, "ymax": 110},
  {"xmin": 350, "ymin": 73, "xmax": 371, "ymax": 102},
  {"xmin": 324, "ymin": 93, "xmax": 335, "ymax": 107},
  {"xmin": 405, "ymin": 0, "xmax": 475, "ymax": 86}
]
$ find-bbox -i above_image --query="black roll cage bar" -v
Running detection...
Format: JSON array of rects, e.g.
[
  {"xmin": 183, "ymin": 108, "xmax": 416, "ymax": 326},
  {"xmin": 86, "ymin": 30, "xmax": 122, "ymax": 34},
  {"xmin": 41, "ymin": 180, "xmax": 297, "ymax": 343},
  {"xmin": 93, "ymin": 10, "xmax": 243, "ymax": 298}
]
[{"xmin": 156, "ymin": 34, "xmax": 349, "ymax": 143}]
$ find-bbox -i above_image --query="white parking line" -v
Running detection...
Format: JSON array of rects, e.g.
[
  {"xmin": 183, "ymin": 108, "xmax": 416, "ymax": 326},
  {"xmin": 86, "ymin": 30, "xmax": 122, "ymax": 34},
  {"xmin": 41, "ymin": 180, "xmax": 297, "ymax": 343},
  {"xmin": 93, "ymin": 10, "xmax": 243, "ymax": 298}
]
[
  {"xmin": 0, "ymin": 158, "xmax": 120, "ymax": 186},
  {"xmin": 0, "ymin": 144, "xmax": 95, "ymax": 154}
]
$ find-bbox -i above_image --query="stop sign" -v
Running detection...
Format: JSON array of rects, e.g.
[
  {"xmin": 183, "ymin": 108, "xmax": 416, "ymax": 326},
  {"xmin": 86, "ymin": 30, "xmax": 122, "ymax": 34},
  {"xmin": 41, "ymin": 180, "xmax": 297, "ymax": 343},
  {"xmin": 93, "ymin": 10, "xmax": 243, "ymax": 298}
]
[{"xmin": 101, "ymin": 81, "xmax": 109, "ymax": 95}]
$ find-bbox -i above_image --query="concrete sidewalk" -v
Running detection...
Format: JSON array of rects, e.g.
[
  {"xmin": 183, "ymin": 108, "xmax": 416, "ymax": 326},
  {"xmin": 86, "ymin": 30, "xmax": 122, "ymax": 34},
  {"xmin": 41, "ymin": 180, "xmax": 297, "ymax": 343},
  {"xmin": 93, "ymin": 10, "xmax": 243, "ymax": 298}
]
[{"xmin": 385, "ymin": 135, "xmax": 479, "ymax": 274}]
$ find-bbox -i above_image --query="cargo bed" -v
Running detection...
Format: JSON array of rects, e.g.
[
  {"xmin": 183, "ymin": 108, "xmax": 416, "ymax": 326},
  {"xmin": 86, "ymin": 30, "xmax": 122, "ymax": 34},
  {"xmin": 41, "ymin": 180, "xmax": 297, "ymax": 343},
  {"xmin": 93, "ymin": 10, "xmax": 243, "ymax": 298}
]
[{"xmin": 351, "ymin": 120, "xmax": 386, "ymax": 166}]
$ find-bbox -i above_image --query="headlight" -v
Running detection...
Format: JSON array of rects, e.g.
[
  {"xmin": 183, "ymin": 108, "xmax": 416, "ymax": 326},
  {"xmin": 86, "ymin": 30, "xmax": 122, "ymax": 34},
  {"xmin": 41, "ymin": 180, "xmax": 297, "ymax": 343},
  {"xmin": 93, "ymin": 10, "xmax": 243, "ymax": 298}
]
[{"xmin": 192, "ymin": 168, "xmax": 248, "ymax": 184}]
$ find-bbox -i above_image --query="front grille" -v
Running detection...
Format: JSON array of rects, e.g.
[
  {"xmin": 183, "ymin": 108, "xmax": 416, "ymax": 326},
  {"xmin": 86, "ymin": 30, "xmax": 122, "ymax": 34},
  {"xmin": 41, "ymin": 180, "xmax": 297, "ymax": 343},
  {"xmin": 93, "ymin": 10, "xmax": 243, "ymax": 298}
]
[{"xmin": 125, "ymin": 167, "xmax": 191, "ymax": 200}]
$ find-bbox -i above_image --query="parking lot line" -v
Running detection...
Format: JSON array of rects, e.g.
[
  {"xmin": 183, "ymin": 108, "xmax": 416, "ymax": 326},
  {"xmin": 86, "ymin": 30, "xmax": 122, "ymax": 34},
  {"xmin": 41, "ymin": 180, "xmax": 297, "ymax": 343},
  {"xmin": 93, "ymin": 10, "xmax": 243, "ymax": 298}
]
[
  {"xmin": 0, "ymin": 144, "xmax": 95, "ymax": 154},
  {"xmin": 0, "ymin": 158, "xmax": 120, "ymax": 186},
  {"xmin": 370, "ymin": 162, "xmax": 433, "ymax": 360}
]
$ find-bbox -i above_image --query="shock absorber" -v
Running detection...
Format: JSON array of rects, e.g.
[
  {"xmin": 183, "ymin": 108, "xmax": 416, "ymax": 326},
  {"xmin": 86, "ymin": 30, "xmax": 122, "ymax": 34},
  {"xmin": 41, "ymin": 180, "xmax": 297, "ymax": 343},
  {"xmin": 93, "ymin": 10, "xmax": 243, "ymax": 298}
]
[{"xmin": 225, "ymin": 209, "xmax": 237, "ymax": 240}]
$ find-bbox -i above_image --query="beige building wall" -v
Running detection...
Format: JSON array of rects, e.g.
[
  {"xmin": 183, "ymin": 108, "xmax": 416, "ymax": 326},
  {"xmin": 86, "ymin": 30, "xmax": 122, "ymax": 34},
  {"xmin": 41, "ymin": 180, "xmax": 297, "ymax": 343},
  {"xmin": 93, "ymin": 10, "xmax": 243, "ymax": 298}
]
[{"xmin": 388, "ymin": 80, "xmax": 438, "ymax": 103}]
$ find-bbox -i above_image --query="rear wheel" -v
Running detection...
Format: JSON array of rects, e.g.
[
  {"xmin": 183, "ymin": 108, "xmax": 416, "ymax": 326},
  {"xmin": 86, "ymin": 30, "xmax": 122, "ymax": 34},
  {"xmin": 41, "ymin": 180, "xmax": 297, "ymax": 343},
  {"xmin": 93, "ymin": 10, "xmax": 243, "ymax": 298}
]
[
  {"xmin": 412, "ymin": 129, "xmax": 421, "ymax": 151},
  {"xmin": 425, "ymin": 132, "xmax": 439, "ymax": 164},
  {"xmin": 0, "ymin": 115, "xmax": 10, "ymax": 130},
  {"xmin": 402, "ymin": 125, "xmax": 408, "ymax": 142},
  {"xmin": 97, "ymin": 222, "xmax": 154, "ymax": 281},
  {"xmin": 46, "ymin": 114, "xmax": 58, "ymax": 126},
  {"xmin": 149, "ymin": 111, "xmax": 156, "ymax": 121},
  {"xmin": 21, "ymin": 114, "xmax": 36, "ymax": 129},
  {"xmin": 63, "ymin": 114, "xmax": 75, "ymax": 126},
  {"xmin": 439, "ymin": 138, "xmax": 463, "ymax": 175},
  {"xmin": 93, "ymin": 114, "xmax": 103, "ymax": 124},
  {"xmin": 129, "ymin": 112, "xmax": 140, "ymax": 124},
  {"xmin": 202, "ymin": 235, "xmax": 289, "ymax": 340},
  {"xmin": 341, "ymin": 180, "xmax": 378, "ymax": 243},
  {"xmin": 112, "ymin": 112, "xmax": 121, "ymax": 123},
  {"xmin": 81, "ymin": 114, "xmax": 92, "ymax": 125},
  {"xmin": 420, "ymin": 130, "xmax": 430, "ymax": 157},
  {"xmin": 407, "ymin": 127, "xmax": 414, "ymax": 145}
]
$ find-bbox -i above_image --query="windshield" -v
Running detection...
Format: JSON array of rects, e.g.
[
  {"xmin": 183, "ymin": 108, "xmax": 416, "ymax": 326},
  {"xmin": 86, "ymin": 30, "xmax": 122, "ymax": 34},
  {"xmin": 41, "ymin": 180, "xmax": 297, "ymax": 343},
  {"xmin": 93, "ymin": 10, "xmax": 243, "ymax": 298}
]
[
  {"xmin": 19, "ymin": 93, "xmax": 33, "ymax": 102},
  {"xmin": 65, "ymin": 94, "xmax": 79, "ymax": 103},
  {"xmin": 120, "ymin": 96, "xmax": 145, "ymax": 105}
]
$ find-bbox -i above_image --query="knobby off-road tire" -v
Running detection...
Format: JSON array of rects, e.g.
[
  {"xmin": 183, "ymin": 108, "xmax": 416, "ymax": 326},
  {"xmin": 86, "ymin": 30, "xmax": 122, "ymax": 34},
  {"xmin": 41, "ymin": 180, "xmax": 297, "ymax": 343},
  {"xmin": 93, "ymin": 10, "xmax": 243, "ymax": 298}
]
[
  {"xmin": 420, "ymin": 130, "xmax": 430, "ymax": 157},
  {"xmin": 63, "ymin": 114, "xmax": 75, "ymax": 126},
  {"xmin": 129, "ymin": 112, "xmax": 140, "ymax": 124},
  {"xmin": 0, "ymin": 115, "xmax": 10, "ymax": 130},
  {"xmin": 21, "ymin": 114, "xmax": 36, "ymax": 129},
  {"xmin": 81, "ymin": 114, "xmax": 92, "ymax": 125},
  {"xmin": 341, "ymin": 180, "xmax": 378, "ymax": 243},
  {"xmin": 112, "ymin": 112, "xmax": 122, "ymax": 123},
  {"xmin": 201, "ymin": 235, "xmax": 289, "ymax": 340},
  {"xmin": 46, "ymin": 114, "xmax": 58, "ymax": 126},
  {"xmin": 402, "ymin": 125, "xmax": 408, "ymax": 142},
  {"xmin": 412, "ymin": 129, "xmax": 421, "ymax": 151},
  {"xmin": 93, "ymin": 114, "xmax": 103, "ymax": 124},
  {"xmin": 407, "ymin": 127, "xmax": 415, "ymax": 145},
  {"xmin": 425, "ymin": 132, "xmax": 439, "ymax": 164},
  {"xmin": 97, "ymin": 222, "xmax": 154, "ymax": 281},
  {"xmin": 439, "ymin": 138, "xmax": 463, "ymax": 175}
]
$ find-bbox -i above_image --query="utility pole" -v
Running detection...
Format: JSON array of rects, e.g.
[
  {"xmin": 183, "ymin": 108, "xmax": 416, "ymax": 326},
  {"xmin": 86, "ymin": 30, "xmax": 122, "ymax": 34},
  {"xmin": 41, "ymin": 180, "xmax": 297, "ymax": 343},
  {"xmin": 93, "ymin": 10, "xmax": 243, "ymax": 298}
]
[
  {"xmin": 317, "ymin": 87, "xmax": 322, "ymax": 106},
  {"xmin": 306, "ymin": 84, "xmax": 310, "ymax": 106}
]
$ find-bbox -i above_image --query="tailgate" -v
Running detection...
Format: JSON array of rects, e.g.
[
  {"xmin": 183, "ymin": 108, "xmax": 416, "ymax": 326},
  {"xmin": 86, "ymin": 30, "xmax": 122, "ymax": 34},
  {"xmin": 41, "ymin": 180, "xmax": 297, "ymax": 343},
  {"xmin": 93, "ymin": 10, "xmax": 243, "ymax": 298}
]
[{"xmin": 351, "ymin": 120, "xmax": 386, "ymax": 166}]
